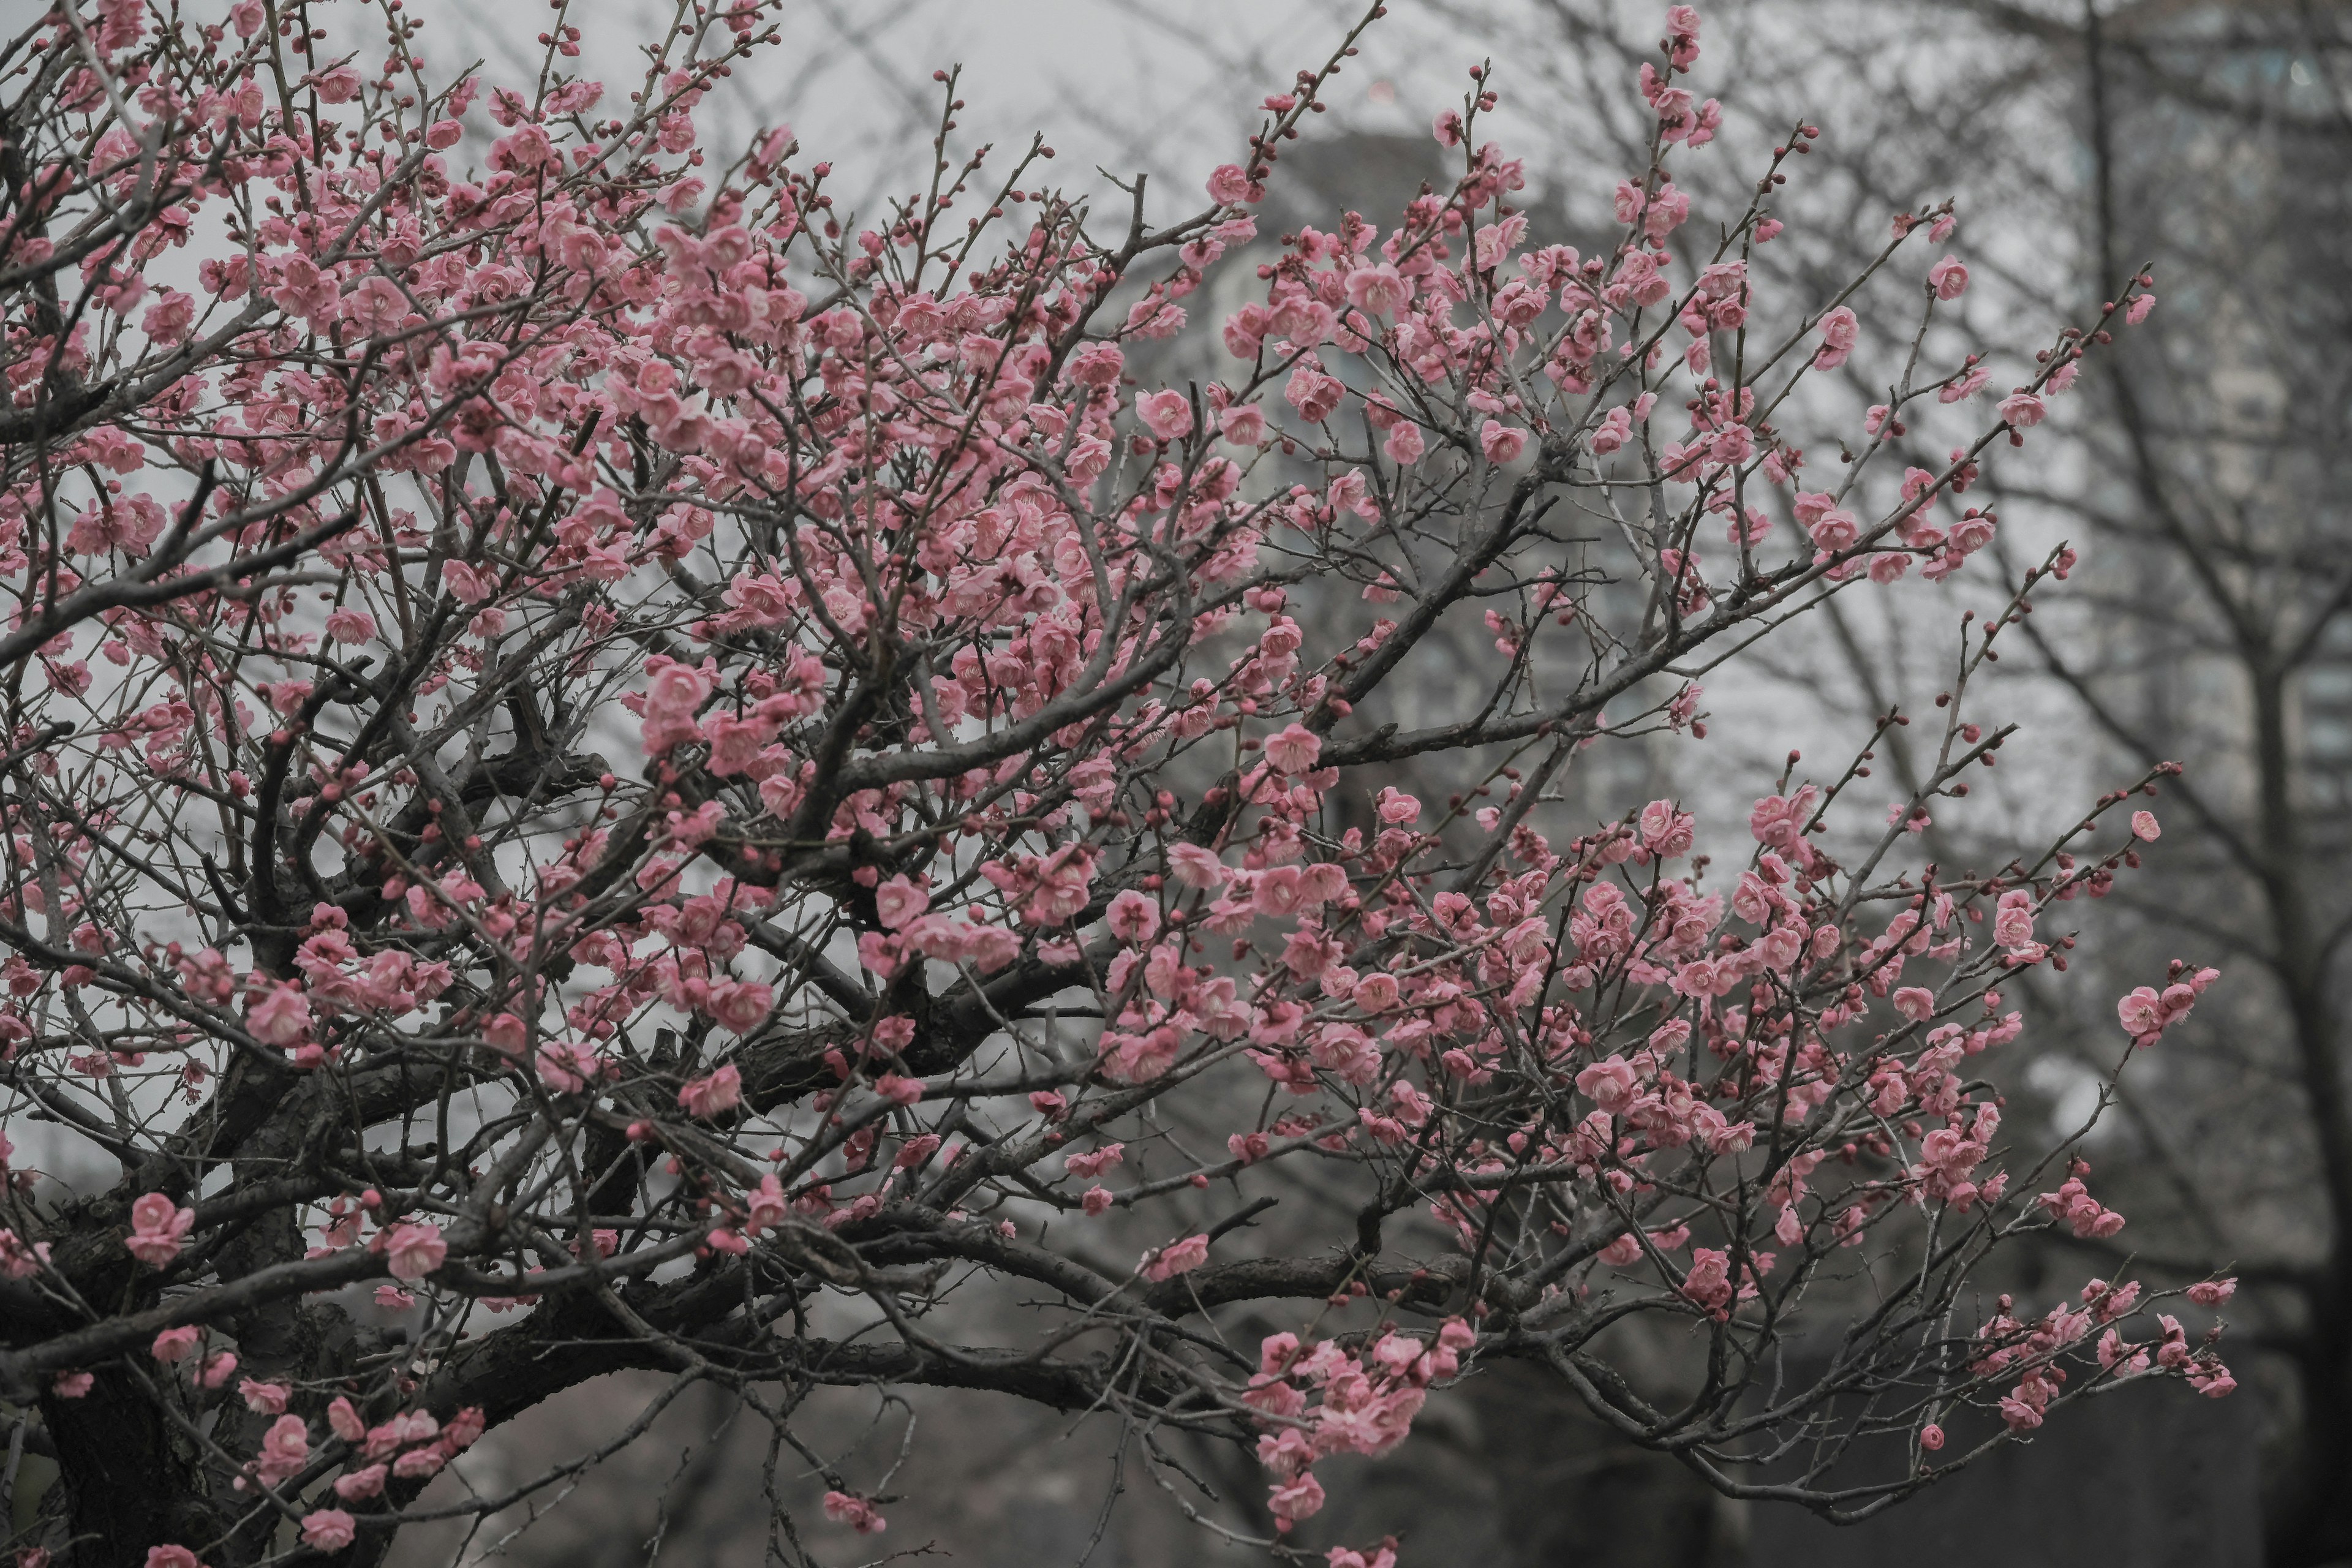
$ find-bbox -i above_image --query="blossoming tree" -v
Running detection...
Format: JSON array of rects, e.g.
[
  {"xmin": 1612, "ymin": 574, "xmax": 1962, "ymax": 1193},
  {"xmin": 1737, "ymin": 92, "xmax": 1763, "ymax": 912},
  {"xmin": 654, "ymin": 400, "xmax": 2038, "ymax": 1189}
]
[{"xmin": 0, "ymin": 1, "xmax": 2231, "ymax": 1564}]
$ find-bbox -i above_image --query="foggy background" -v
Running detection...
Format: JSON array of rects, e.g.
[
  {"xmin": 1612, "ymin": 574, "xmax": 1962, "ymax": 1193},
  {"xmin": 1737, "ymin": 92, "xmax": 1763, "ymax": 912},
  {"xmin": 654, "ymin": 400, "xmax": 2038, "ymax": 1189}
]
[{"xmin": 10, "ymin": 1, "xmax": 2347, "ymax": 1564}]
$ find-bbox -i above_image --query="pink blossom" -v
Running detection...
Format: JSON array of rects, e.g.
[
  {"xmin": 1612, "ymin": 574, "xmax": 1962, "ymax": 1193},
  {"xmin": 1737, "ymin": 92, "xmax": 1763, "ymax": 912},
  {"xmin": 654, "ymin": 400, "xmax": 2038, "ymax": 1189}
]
[
  {"xmin": 678, "ymin": 1063, "xmax": 744, "ymax": 1117},
  {"xmin": 240, "ymin": 1379, "xmax": 290, "ymax": 1414},
  {"xmin": 1065, "ymin": 344, "xmax": 1123, "ymax": 389},
  {"xmin": 1262, "ymin": 723, "xmax": 1322, "ymax": 774},
  {"xmin": 1798, "ymin": 497, "xmax": 1858, "ymax": 552},
  {"xmin": 125, "ymin": 1193, "xmax": 194, "ymax": 1267},
  {"xmin": 639, "ymin": 657, "xmax": 715, "ymax": 755},
  {"xmin": 447, "ymin": 1406, "xmax": 487, "ymax": 1450},
  {"xmin": 1286, "ymin": 363, "xmax": 1344, "ymax": 419},
  {"xmin": 1480, "ymin": 420, "xmax": 1527, "ymax": 465},
  {"xmin": 141, "ymin": 290, "xmax": 196, "ymax": 345},
  {"xmin": 536, "ymin": 1039, "xmax": 602, "ymax": 1093},
  {"xmin": 2192, "ymin": 1366, "xmax": 2236, "ymax": 1398},
  {"xmin": 344, "ymin": 276, "xmax": 407, "ymax": 335},
  {"xmin": 707, "ymin": 981, "xmax": 772, "ymax": 1034},
  {"xmin": 741, "ymin": 1174, "xmax": 788, "ymax": 1234},
  {"xmin": 1576, "ymin": 1057, "xmax": 1639, "ymax": 1114},
  {"xmin": 381, "ymin": 1221, "xmax": 447, "ymax": 1281},
  {"xmin": 1591, "ymin": 406, "xmax": 1634, "ymax": 454},
  {"xmin": 246, "ymin": 984, "xmax": 312, "ymax": 1047},
  {"xmin": 301, "ymin": 1511, "xmax": 356, "ymax": 1551},
  {"xmin": 1136, "ymin": 390, "xmax": 1193, "ymax": 442},
  {"xmin": 1206, "ymin": 164, "xmax": 1257, "ymax": 206},
  {"xmin": 1640, "ymin": 799, "xmax": 1695, "ymax": 857},
  {"xmin": 2039, "ymin": 1176, "xmax": 2125, "ymax": 1238},
  {"xmin": 1928, "ymin": 255, "xmax": 1969, "ymax": 300},
  {"xmin": 1022, "ymin": 844, "xmax": 1095, "ymax": 926},
  {"xmin": 1142, "ymin": 1234, "xmax": 1210, "ymax": 1281},
  {"xmin": 145, "ymin": 1550, "xmax": 203, "ymax": 1568},
  {"xmin": 873, "ymin": 875, "xmax": 929, "ymax": 929},
  {"xmin": 333, "ymin": 1464, "xmax": 388, "ymax": 1501},
  {"xmin": 1940, "ymin": 366, "xmax": 1991, "ymax": 403},
  {"xmin": 1345, "ymin": 264, "xmax": 1411, "ymax": 318},
  {"xmin": 1812, "ymin": 306, "xmax": 1859, "ymax": 370},
  {"xmin": 1169, "ymin": 843, "xmax": 1226, "ymax": 889},
  {"xmin": 1270, "ymin": 1469, "xmax": 1327, "ymax": 1523},
  {"xmin": 393, "ymin": 1445, "xmax": 448, "ymax": 1479},
  {"xmin": 1998, "ymin": 391, "xmax": 2046, "ymax": 428},
  {"xmin": 327, "ymin": 1396, "xmax": 366, "ymax": 1442},
  {"xmin": 324, "ymin": 608, "xmax": 376, "ymax": 645},
  {"xmin": 151, "ymin": 1325, "xmax": 200, "ymax": 1363},
  {"xmin": 2131, "ymin": 809, "xmax": 2160, "ymax": 841},
  {"xmin": 1105, "ymin": 890, "xmax": 1160, "ymax": 943},
  {"xmin": 256, "ymin": 1413, "xmax": 310, "ymax": 1485},
  {"xmin": 1223, "ymin": 303, "xmax": 1268, "ymax": 358},
  {"xmin": 1681, "ymin": 1249, "xmax": 1733, "ymax": 1313},
  {"xmin": 823, "ymin": 1491, "xmax": 888, "ymax": 1534},
  {"xmin": 1986, "ymin": 889, "xmax": 2032, "ymax": 940}
]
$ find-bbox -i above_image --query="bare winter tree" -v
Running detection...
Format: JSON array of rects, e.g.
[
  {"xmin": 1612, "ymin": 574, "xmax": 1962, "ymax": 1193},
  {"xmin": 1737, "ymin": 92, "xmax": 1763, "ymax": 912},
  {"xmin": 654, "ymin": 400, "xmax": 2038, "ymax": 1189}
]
[{"xmin": 1984, "ymin": 8, "xmax": 2352, "ymax": 1562}]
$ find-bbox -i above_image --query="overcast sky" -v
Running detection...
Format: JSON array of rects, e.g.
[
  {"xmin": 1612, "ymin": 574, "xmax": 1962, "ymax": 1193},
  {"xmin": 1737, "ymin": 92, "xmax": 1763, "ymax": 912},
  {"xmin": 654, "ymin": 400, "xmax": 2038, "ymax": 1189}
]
[{"xmin": 422, "ymin": 0, "xmax": 1511, "ymax": 224}]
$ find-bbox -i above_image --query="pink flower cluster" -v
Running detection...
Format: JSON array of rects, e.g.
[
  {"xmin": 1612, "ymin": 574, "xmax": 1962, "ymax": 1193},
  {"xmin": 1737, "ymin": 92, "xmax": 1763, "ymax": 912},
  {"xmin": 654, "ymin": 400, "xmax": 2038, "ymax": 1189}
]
[{"xmin": 1245, "ymin": 1322, "xmax": 1473, "ymax": 1528}]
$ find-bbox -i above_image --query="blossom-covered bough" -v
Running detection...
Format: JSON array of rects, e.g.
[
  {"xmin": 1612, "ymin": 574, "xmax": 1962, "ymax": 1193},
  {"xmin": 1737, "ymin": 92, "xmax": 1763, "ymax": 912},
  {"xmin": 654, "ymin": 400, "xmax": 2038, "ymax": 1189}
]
[{"xmin": 0, "ymin": 2, "xmax": 2233, "ymax": 1563}]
